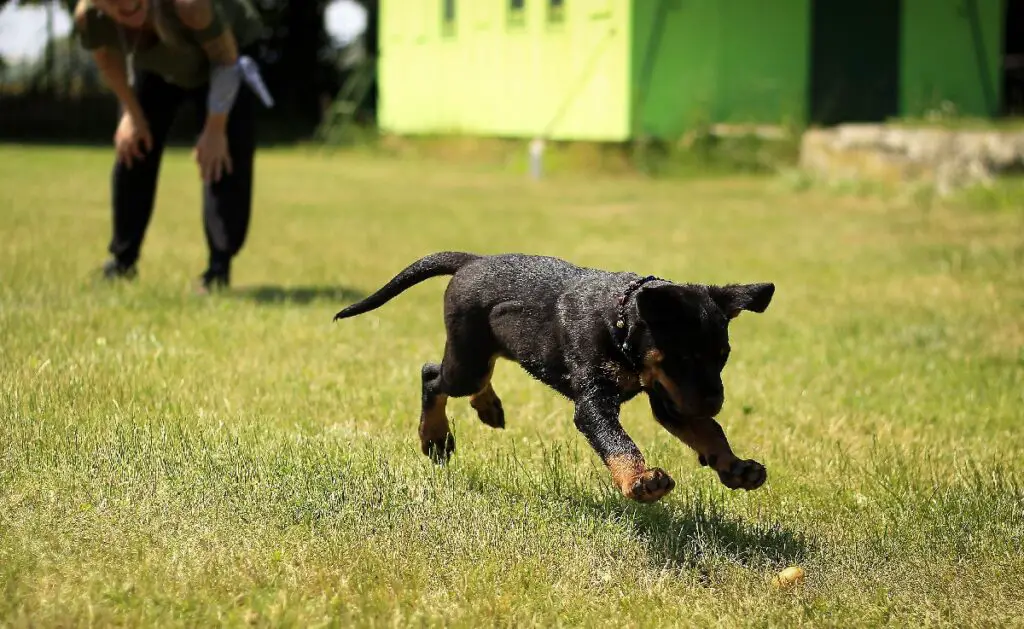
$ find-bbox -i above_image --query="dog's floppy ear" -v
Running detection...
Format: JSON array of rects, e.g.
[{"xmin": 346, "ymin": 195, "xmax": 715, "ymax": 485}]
[{"xmin": 708, "ymin": 283, "xmax": 775, "ymax": 319}]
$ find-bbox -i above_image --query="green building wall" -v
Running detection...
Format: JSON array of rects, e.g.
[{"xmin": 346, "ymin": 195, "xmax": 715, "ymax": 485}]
[
  {"xmin": 900, "ymin": 0, "xmax": 1004, "ymax": 118},
  {"xmin": 631, "ymin": 0, "xmax": 1006, "ymax": 137},
  {"xmin": 716, "ymin": 1, "xmax": 810, "ymax": 126},
  {"xmin": 377, "ymin": 0, "xmax": 1009, "ymax": 144},
  {"xmin": 378, "ymin": 0, "xmax": 632, "ymax": 141},
  {"xmin": 631, "ymin": 0, "xmax": 810, "ymax": 140}
]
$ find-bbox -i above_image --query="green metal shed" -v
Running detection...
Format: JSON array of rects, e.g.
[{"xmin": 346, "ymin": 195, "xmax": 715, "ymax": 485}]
[{"xmin": 377, "ymin": 0, "xmax": 1010, "ymax": 142}]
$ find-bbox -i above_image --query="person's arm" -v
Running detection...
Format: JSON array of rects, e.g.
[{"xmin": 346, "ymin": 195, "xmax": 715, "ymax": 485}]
[
  {"xmin": 73, "ymin": 1, "xmax": 146, "ymax": 124},
  {"xmin": 92, "ymin": 47, "xmax": 147, "ymax": 124},
  {"xmin": 174, "ymin": 0, "xmax": 240, "ymax": 135}
]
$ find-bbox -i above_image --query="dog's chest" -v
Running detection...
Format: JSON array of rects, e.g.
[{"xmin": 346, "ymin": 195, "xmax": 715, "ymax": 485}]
[{"xmin": 602, "ymin": 360, "xmax": 645, "ymax": 396}]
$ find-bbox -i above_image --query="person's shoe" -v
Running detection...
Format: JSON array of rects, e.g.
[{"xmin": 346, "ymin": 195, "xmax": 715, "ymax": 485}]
[
  {"xmin": 195, "ymin": 268, "xmax": 230, "ymax": 295},
  {"xmin": 99, "ymin": 259, "xmax": 137, "ymax": 282}
]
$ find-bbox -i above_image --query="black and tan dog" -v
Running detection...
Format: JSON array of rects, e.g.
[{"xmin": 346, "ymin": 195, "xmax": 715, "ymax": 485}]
[{"xmin": 334, "ymin": 252, "xmax": 775, "ymax": 503}]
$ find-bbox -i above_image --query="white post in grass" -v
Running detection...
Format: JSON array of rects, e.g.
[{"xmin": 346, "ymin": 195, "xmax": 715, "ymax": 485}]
[{"xmin": 529, "ymin": 137, "xmax": 545, "ymax": 180}]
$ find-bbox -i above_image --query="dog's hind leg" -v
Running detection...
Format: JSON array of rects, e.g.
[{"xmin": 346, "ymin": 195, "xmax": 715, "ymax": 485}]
[
  {"xmin": 419, "ymin": 329, "xmax": 501, "ymax": 463},
  {"xmin": 469, "ymin": 356, "xmax": 505, "ymax": 430},
  {"xmin": 419, "ymin": 362, "xmax": 454, "ymax": 463}
]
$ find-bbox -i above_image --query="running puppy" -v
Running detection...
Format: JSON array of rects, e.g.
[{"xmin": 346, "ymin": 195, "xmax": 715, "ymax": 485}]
[{"xmin": 334, "ymin": 252, "xmax": 775, "ymax": 503}]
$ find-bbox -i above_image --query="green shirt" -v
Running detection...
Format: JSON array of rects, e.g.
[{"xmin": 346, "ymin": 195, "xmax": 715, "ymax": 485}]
[{"xmin": 75, "ymin": 0, "xmax": 264, "ymax": 89}]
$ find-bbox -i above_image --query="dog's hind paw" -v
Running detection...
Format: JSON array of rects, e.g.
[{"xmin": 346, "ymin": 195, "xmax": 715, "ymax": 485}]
[
  {"xmin": 716, "ymin": 458, "xmax": 767, "ymax": 491},
  {"xmin": 470, "ymin": 392, "xmax": 505, "ymax": 429},
  {"xmin": 625, "ymin": 467, "xmax": 676, "ymax": 503},
  {"xmin": 421, "ymin": 433, "xmax": 456, "ymax": 464}
]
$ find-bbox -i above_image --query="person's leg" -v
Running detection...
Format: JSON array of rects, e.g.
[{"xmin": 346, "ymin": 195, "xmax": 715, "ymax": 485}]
[
  {"xmin": 190, "ymin": 66, "xmax": 258, "ymax": 290},
  {"xmin": 104, "ymin": 70, "xmax": 184, "ymax": 278}
]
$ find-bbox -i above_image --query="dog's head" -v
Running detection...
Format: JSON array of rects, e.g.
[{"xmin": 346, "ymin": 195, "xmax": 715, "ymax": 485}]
[{"xmin": 634, "ymin": 281, "xmax": 774, "ymax": 418}]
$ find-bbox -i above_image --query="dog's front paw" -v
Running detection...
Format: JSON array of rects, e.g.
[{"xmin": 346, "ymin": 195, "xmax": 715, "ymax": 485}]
[
  {"xmin": 716, "ymin": 458, "xmax": 766, "ymax": 491},
  {"xmin": 420, "ymin": 432, "xmax": 456, "ymax": 464},
  {"xmin": 625, "ymin": 467, "xmax": 676, "ymax": 503}
]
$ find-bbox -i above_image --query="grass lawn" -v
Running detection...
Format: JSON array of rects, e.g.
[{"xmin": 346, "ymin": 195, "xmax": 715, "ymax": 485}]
[{"xmin": 1, "ymin": 144, "xmax": 1022, "ymax": 627}]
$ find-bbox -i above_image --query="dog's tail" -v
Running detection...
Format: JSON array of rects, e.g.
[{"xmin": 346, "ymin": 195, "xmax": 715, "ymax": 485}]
[{"xmin": 333, "ymin": 251, "xmax": 482, "ymax": 321}]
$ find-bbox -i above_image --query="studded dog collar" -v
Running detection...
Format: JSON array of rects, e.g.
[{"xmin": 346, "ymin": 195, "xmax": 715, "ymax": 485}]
[{"xmin": 613, "ymin": 274, "xmax": 662, "ymax": 367}]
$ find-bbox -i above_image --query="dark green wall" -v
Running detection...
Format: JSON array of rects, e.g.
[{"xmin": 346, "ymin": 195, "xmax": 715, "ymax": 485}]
[
  {"xmin": 717, "ymin": 1, "xmax": 810, "ymax": 126},
  {"xmin": 901, "ymin": 0, "xmax": 1004, "ymax": 118},
  {"xmin": 630, "ymin": 0, "xmax": 1008, "ymax": 139},
  {"xmin": 631, "ymin": 0, "xmax": 810, "ymax": 140},
  {"xmin": 809, "ymin": 0, "xmax": 902, "ymax": 125},
  {"xmin": 631, "ymin": 0, "xmax": 719, "ymax": 139}
]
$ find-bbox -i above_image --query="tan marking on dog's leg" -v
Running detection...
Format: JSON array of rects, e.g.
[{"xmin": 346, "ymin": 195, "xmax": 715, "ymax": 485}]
[
  {"xmin": 469, "ymin": 382, "xmax": 503, "ymax": 427},
  {"xmin": 665, "ymin": 415, "xmax": 738, "ymax": 470},
  {"xmin": 468, "ymin": 358, "xmax": 495, "ymax": 408},
  {"xmin": 666, "ymin": 416, "xmax": 766, "ymax": 491},
  {"xmin": 607, "ymin": 452, "xmax": 645, "ymax": 493},
  {"xmin": 469, "ymin": 356, "xmax": 505, "ymax": 428},
  {"xmin": 470, "ymin": 382, "xmax": 497, "ymax": 406},
  {"xmin": 606, "ymin": 452, "xmax": 675, "ymax": 503},
  {"xmin": 419, "ymin": 393, "xmax": 452, "ymax": 460}
]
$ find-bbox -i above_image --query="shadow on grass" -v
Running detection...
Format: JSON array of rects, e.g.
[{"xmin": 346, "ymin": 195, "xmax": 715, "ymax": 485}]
[
  {"xmin": 570, "ymin": 491, "xmax": 813, "ymax": 571},
  {"xmin": 471, "ymin": 443, "xmax": 813, "ymax": 572},
  {"xmin": 229, "ymin": 285, "xmax": 366, "ymax": 307}
]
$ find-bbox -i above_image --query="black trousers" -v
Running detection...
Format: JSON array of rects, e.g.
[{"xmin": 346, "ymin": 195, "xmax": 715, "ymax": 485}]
[{"xmin": 109, "ymin": 65, "xmax": 257, "ymax": 275}]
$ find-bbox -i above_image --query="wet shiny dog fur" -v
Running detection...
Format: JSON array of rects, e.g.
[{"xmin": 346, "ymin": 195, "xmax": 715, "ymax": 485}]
[{"xmin": 334, "ymin": 252, "xmax": 775, "ymax": 503}]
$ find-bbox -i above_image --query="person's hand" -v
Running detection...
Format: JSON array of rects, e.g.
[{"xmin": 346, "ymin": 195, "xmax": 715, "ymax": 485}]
[
  {"xmin": 114, "ymin": 112, "xmax": 153, "ymax": 169},
  {"xmin": 193, "ymin": 126, "xmax": 232, "ymax": 183}
]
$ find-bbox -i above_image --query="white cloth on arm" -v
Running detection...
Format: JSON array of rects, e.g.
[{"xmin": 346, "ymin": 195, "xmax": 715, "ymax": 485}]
[{"xmin": 207, "ymin": 55, "xmax": 275, "ymax": 115}]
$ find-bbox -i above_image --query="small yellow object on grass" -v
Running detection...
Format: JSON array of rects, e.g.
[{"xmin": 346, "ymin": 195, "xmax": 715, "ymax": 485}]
[{"xmin": 772, "ymin": 566, "xmax": 806, "ymax": 589}]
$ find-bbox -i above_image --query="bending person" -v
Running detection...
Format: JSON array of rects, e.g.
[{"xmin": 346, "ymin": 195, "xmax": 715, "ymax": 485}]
[{"xmin": 74, "ymin": 0, "xmax": 274, "ymax": 292}]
